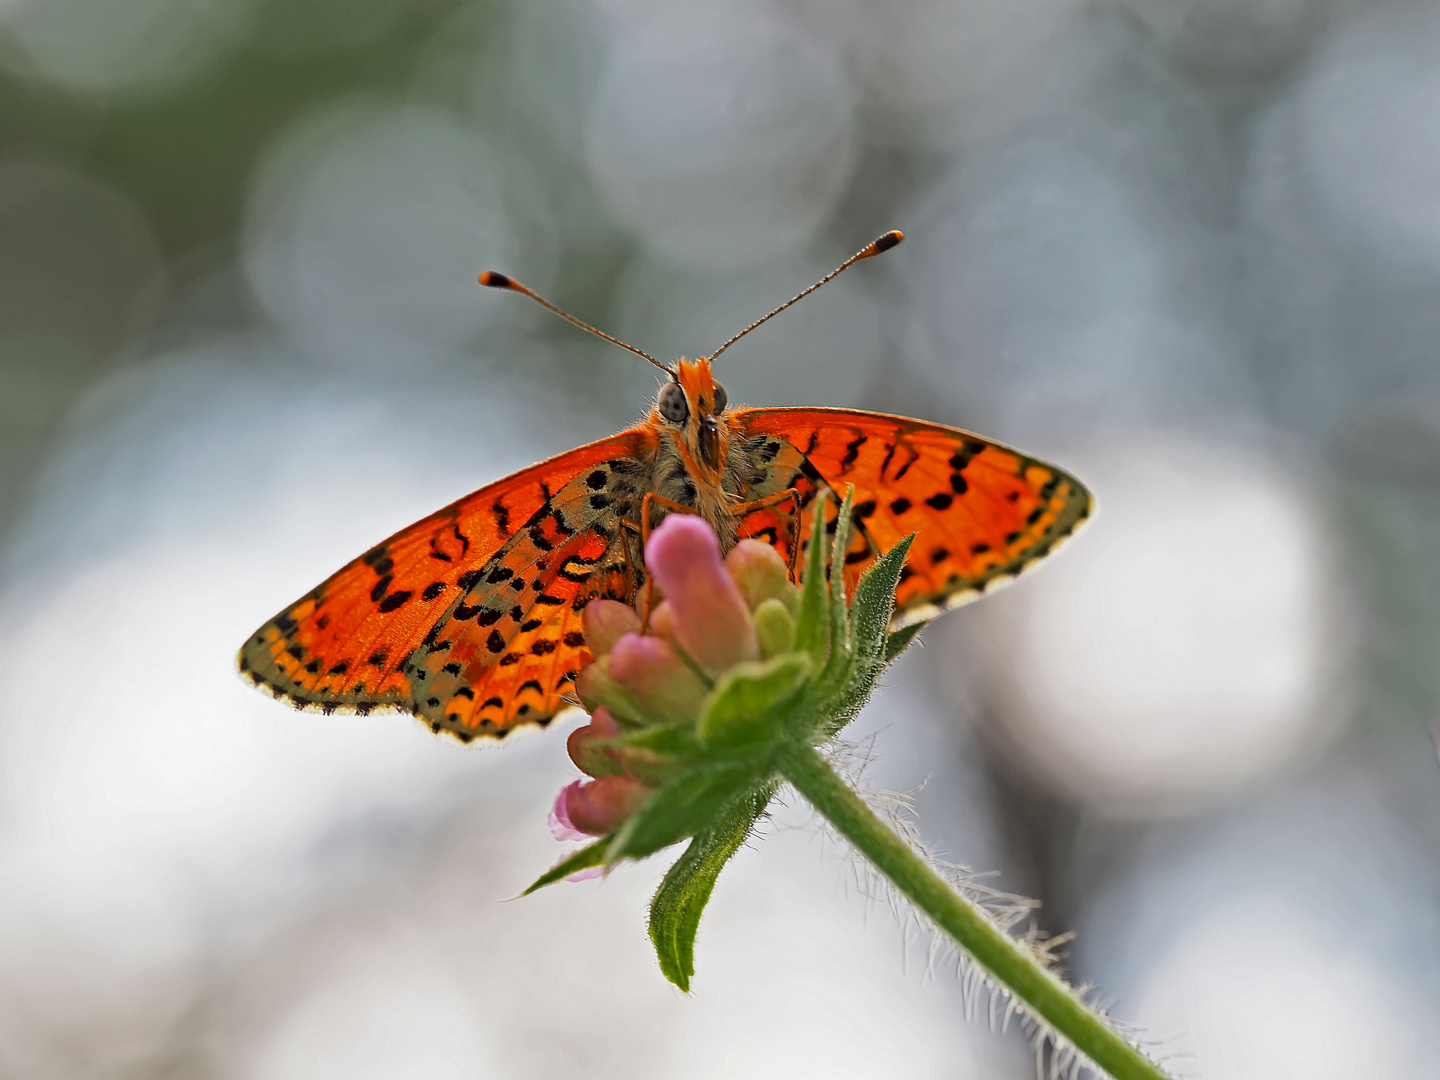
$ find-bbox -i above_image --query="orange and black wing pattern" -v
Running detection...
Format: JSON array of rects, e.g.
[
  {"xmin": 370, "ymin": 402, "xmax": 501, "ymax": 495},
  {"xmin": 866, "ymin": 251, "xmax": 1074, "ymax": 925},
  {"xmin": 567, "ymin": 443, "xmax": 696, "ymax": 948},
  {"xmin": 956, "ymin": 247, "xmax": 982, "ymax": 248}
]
[
  {"xmin": 238, "ymin": 430, "xmax": 656, "ymax": 742},
  {"xmin": 731, "ymin": 408, "xmax": 1092, "ymax": 627}
]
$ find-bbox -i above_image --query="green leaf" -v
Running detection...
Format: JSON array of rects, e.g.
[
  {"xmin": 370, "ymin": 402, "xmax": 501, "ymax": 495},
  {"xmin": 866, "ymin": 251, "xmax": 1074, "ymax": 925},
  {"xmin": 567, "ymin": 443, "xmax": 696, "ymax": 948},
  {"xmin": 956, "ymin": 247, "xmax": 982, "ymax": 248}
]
[
  {"xmin": 521, "ymin": 839, "xmax": 611, "ymax": 895},
  {"xmin": 793, "ymin": 490, "xmax": 832, "ymax": 661},
  {"xmin": 607, "ymin": 763, "xmax": 763, "ymax": 862},
  {"xmin": 696, "ymin": 652, "xmax": 813, "ymax": 748},
  {"xmin": 883, "ymin": 621, "xmax": 926, "ymax": 663},
  {"xmin": 850, "ymin": 534, "xmax": 915, "ymax": 665},
  {"xmin": 649, "ymin": 787, "xmax": 773, "ymax": 991}
]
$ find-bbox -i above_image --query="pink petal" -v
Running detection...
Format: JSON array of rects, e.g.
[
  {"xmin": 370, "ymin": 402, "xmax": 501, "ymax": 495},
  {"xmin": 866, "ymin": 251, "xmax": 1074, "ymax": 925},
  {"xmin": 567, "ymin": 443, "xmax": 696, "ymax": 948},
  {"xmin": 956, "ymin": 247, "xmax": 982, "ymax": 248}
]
[
  {"xmin": 566, "ymin": 865, "xmax": 604, "ymax": 883},
  {"xmin": 550, "ymin": 782, "xmax": 589, "ymax": 841},
  {"xmin": 645, "ymin": 515, "xmax": 759, "ymax": 676}
]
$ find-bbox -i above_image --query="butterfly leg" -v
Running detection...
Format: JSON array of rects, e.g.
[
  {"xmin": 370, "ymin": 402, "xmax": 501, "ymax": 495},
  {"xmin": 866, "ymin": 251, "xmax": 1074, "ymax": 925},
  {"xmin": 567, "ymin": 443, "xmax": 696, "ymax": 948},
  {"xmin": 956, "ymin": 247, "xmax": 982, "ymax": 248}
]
[
  {"xmin": 630, "ymin": 492, "xmax": 702, "ymax": 628},
  {"xmin": 728, "ymin": 488, "xmax": 802, "ymax": 580}
]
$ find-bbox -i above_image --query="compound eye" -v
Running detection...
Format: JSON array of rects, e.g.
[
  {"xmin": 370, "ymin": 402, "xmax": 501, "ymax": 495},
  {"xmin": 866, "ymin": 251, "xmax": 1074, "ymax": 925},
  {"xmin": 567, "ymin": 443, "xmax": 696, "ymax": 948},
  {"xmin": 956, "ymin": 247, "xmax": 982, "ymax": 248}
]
[
  {"xmin": 711, "ymin": 381, "xmax": 727, "ymax": 414},
  {"xmin": 658, "ymin": 380, "xmax": 689, "ymax": 424}
]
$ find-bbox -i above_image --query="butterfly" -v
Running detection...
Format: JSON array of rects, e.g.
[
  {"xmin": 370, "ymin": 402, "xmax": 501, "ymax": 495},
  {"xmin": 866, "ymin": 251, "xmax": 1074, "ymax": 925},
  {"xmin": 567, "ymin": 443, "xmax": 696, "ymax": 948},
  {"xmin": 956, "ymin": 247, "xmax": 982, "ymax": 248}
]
[{"xmin": 238, "ymin": 231, "xmax": 1092, "ymax": 743}]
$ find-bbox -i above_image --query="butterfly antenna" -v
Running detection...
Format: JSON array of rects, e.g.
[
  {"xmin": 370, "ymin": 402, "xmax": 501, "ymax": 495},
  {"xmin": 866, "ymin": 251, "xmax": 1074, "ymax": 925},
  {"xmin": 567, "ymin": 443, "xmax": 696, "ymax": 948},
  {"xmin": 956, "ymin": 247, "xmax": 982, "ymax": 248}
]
[
  {"xmin": 478, "ymin": 271, "xmax": 675, "ymax": 376},
  {"xmin": 705, "ymin": 230, "xmax": 904, "ymax": 364}
]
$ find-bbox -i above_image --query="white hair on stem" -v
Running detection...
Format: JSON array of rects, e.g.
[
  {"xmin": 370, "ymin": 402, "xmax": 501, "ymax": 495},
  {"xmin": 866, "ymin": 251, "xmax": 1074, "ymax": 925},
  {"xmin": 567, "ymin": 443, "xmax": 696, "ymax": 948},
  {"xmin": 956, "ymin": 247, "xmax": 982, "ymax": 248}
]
[{"xmin": 793, "ymin": 736, "xmax": 1173, "ymax": 1080}]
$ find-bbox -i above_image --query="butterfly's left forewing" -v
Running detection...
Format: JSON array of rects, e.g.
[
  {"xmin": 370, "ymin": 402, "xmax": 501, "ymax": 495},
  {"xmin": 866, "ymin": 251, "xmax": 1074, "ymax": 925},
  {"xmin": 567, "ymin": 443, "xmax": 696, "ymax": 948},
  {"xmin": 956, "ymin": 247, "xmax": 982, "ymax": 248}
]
[
  {"xmin": 731, "ymin": 408, "xmax": 1092, "ymax": 627},
  {"xmin": 239, "ymin": 429, "xmax": 656, "ymax": 741}
]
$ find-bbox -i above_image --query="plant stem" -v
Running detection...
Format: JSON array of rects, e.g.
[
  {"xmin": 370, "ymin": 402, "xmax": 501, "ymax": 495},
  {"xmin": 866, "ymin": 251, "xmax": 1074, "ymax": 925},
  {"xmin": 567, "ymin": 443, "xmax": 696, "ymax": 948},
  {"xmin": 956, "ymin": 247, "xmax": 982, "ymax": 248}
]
[{"xmin": 776, "ymin": 742, "xmax": 1169, "ymax": 1080}]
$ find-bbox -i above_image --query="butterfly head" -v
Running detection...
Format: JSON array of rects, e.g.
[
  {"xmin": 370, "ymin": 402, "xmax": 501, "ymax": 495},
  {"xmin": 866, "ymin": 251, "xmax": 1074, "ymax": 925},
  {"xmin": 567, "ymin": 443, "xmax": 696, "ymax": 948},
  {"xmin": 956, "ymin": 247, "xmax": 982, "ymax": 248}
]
[{"xmin": 654, "ymin": 357, "xmax": 730, "ymax": 477}]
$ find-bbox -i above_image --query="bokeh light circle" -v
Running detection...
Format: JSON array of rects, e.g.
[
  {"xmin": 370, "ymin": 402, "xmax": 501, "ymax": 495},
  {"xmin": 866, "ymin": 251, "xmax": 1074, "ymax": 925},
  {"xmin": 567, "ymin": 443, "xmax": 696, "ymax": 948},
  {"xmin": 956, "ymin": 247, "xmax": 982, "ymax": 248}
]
[
  {"xmin": 585, "ymin": 8, "xmax": 856, "ymax": 272},
  {"xmin": 856, "ymin": 0, "xmax": 1082, "ymax": 147},
  {"xmin": 0, "ymin": 160, "xmax": 166, "ymax": 394},
  {"xmin": 1296, "ymin": 3, "xmax": 1440, "ymax": 278},
  {"xmin": 949, "ymin": 435, "xmax": 1350, "ymax": 817},
  {"xmin": 901, "ymin": 144, "xmax": 1167, "ymax": 425},
  {"xmin": 2, "ymin": 0, "xmax": 236, "ymax": 98},
  {"xmin": 243, "ymin": 99, "xmax": 526, "ymax": 368},
  {"xmin": 1076, "ymin": 790, "xmax": 1440, "ymax": 1079}
]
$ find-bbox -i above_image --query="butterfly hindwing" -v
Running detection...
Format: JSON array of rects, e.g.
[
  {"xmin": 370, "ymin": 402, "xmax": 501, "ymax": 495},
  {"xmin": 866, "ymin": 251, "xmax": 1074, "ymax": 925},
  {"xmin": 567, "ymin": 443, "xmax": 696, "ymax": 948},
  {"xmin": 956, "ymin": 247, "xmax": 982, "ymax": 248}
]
[
  {"xmin": 731, "ymin": 408, "xmax": 1092, "ymax": 627},
  {"xmin": 405, "ymin": 481, "xmax": 644, "ymax": 741},
  {"xmin": 238, "ymin": 430, "xmax": 655, "ymax": 740}
]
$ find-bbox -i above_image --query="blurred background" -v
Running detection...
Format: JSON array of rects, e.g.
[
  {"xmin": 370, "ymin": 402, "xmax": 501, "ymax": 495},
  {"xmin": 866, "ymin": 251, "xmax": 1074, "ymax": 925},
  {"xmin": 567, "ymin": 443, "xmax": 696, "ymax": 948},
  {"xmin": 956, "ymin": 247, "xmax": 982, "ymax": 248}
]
[{"xmin": 1, "ymin": 0, "xmax": 1438, "ymax": 1076}]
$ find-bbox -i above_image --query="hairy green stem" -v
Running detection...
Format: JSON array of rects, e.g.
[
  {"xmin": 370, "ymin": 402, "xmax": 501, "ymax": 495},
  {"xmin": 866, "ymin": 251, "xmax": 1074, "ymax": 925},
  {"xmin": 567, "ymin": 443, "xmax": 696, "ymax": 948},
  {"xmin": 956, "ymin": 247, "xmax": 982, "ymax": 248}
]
[{"xmin": 776, "ymin": 742, "xmax": 1168, "ymax": 1080}]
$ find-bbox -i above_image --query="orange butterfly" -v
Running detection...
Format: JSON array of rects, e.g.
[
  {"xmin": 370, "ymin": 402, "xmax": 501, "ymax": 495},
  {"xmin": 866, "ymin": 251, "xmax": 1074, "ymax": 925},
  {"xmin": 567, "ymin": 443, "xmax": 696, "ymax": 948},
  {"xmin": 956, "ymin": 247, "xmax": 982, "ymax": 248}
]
[{"xmin": 239, "ymin": 232, "xmax": 1091, "ymax": 743}]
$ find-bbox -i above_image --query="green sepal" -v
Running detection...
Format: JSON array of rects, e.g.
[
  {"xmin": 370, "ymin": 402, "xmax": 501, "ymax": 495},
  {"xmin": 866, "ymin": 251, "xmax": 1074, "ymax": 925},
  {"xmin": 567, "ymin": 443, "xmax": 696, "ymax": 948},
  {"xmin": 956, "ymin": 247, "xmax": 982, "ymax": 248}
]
[
  {"xmin": 793, "ymin": 490, "xmax": 832, "ymax": 662},
  {"xmin": 568, "ymin": 732, "xmax": 627, "ymax": 778},
  {"xmin": 606, "ymin": 763, "xmax": 762, "ymax": 862},
  {"xmin": 815, "ymin": 486, "xmax": 857, "ymax": 692},
  {"xmin": 883, "ymin": 621, "xmax": 926, "ymax": 663},
  {"xmin": 850, "ymin": 533, "xmax": 914, "ymax": 665},
  {"xmin": 649, "ymin": 785, "xmax": 774, "ymax": 991},
  {"xmin": 829, "ymin": 485, "xmax": 855, "ymax": 610},
  {"xmin": 521, "ymin": 838, "xmax": 611, "ymax": 895},
  {"xmin": 583, "ymin": 740, "xmax": 688, "ymax": 787},
  {"xmin": 577, "ymin": 655, "xmax": 655, "ymax": 729},
  {"xmin": 696, "ymin": 652, "xmax": 813, "ymax": 748},
  {"xmin": 605, "ymin": 722, "xmax": 702, "ymax": 758},
  {"xmin": 589, "ymin": 723, "xmax": 703, "ymax": 785}
]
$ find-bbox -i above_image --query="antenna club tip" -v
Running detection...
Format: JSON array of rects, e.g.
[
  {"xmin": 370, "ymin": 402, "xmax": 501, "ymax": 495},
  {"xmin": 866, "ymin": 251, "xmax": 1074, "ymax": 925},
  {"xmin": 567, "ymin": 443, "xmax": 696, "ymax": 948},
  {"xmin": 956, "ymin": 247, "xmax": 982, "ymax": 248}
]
[
  {"xmin": 873, "ymin": 230, "xmax": 903, "ymax": 254},
  {"xmin": 478, "ymin": 271, "xmax": 512, "ymax": 289}
]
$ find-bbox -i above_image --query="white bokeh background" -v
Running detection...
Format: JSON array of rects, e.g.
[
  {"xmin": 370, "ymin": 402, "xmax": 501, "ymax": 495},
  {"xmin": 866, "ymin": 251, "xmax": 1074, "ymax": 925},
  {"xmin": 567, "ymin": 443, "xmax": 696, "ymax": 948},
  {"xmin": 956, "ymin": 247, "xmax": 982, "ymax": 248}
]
[{"xmin": 1, "ymin": 0, "xmax": 1438, "ymax": 1076}]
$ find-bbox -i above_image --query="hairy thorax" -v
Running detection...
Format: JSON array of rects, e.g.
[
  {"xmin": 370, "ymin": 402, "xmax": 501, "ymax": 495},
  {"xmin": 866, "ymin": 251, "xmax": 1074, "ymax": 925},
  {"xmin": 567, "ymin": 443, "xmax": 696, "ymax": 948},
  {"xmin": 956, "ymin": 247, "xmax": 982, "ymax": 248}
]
[{"xmin": 646, "ymin": 413, "xmax": 758, "ymax": 552}]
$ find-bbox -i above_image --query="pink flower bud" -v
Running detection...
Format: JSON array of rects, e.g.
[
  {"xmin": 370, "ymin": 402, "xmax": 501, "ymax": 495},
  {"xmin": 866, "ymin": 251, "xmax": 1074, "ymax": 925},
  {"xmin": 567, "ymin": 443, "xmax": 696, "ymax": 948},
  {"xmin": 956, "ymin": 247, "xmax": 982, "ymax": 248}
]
[
  {"xmin": 582, "ymin": 600, "xmax": 643, "ymax": 657},
  {"xmin": 567, "ymin": 707, "xmax": 623, "ymax": 777},
  {"xmin": 575, "ymin": 655, "xmax": 642, "ymax": 724},
  {"xmin": 645, "ymin": 515, "xmax": 759, "ymax": 677},
  {"xmin": 724, "ymin": 539, "xmax": 793, "ymax": 612},
  {"xmin": 608, "ymin": 632, "xmax": 708, "ymax": 720},
  {"xmin": 559, "ymin": 775, "xmax": 652, "ymax": 836},
  {"xmin": 647, "ymin": 600, "xmax": 676, "ymax": 644}
]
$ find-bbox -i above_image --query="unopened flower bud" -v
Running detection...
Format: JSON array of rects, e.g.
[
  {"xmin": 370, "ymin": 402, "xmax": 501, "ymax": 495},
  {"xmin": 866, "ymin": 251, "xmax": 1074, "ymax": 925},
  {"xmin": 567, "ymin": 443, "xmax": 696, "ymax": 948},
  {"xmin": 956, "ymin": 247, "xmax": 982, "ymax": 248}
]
[
  {"xmin": 609, "ymin": 632, "xmax": 709, "ymax": 720},
  {"xmin": 645, "ymin": 515, "xmax": 759, "ymax": 676},
  {"xmin": 724, "ymin": 539, "xmax": 794, "ymax": 612},
  {"xmin": 575, "ymin": 655, "xmax": 642, "ymax": 725},
  {"xmin": 567, "ymin": 706, "xmax": 624, "ymax": 777},
  {"xmin": 647, "ymin": 600, "xmax": 677, "ymax": 645},
  {"xmin": 752, "ymin": 597, "xmax": 797, "ymax": 659},
  {"xmin": 582, "ymin": 599, "xmax": 643, "ymax": 657},
  {"xmin": 557, "ymin": 775, "xmax": 652, "ymax": 836}
]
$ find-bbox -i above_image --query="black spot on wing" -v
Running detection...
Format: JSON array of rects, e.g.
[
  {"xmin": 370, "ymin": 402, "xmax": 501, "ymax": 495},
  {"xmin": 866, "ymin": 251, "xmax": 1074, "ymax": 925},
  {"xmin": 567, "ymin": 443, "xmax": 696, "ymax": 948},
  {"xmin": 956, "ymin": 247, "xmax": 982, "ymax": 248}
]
[{"xmin": 377, "ymin": 590, "xmax": 412, "ymax": 613}]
